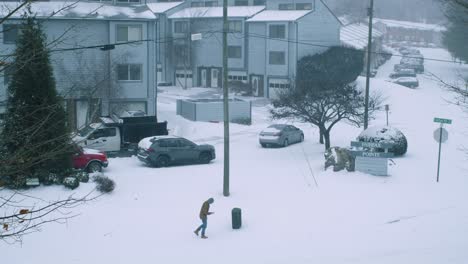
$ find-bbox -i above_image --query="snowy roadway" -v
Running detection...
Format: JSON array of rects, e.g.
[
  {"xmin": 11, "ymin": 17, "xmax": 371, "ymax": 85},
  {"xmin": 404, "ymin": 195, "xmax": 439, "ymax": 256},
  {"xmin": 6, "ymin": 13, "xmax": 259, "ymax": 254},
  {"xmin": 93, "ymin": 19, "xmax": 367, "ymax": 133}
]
[{"xmin": 2, "ymin": 48, "xmax": 468, "ymax": 264}]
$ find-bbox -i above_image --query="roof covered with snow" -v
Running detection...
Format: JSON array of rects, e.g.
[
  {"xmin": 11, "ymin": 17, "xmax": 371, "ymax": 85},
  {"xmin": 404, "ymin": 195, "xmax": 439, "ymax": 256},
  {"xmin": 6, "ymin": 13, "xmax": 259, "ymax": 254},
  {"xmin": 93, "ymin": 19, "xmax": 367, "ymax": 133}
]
[
  {"xmin": 340, "ymin": 23, "xmax": 383, "ymax": 50},
  {"xmin": 0, "ymin": 1, "xmax": 156, "ymax": 20},
  {"xmin": 247, "ymin": 10, "xmax": 311, "ymax": 22},
  {"xmin": 374, "ymin": 18, "xmax": 446, "ymax": 32},
  {"xmin": 169, "ymin": 6, "xmax": 264, "ymax": 19},
  {"xmin": 146, "ymin": 2, "xmax": 184, "ymax": 14}
]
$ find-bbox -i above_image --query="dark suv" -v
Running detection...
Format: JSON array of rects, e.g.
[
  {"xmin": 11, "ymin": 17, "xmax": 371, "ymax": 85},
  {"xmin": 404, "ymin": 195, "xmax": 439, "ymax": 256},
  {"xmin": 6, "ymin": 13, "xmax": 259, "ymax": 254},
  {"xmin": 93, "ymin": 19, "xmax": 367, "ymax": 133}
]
[{"xmin": 137, "ymin": 136, "xmax": 216, "ymax": 167}]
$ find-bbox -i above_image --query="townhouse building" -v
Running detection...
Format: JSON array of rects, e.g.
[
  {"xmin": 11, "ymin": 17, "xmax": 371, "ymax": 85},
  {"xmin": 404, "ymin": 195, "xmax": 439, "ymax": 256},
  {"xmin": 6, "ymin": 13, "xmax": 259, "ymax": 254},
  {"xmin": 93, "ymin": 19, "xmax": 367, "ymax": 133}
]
[{"xmin": 0, "ymin": 0, "xmax": 342, "ymax": 128}]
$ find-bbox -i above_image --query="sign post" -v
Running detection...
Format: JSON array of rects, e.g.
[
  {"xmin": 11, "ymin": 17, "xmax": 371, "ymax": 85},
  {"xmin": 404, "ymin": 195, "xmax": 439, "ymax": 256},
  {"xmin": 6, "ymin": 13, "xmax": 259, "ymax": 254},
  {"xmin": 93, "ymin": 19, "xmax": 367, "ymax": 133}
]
[
  {"xmin": 433, "ymin": 117, "xmax": 452, "ymax": 182},
  {"xmin": 385, "ymin": 104, "xmax": 389, "ymax": 126}
]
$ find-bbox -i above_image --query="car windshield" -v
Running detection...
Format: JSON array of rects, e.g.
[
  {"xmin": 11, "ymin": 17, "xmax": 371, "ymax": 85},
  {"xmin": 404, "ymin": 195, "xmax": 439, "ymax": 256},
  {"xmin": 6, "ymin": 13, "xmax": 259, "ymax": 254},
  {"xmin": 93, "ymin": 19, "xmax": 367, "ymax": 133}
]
[{"xmin": 78, "ymin": 125, "xmax": 95, "ymax": 137}]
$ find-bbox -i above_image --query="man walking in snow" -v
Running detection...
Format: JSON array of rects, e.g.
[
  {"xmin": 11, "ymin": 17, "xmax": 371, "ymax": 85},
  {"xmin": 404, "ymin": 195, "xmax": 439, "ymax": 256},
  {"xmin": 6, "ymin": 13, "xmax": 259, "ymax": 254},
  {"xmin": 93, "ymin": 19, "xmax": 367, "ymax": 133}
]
[{"xmin": 194, "ymin": 198, "xmax": 214, "ymax": 239}]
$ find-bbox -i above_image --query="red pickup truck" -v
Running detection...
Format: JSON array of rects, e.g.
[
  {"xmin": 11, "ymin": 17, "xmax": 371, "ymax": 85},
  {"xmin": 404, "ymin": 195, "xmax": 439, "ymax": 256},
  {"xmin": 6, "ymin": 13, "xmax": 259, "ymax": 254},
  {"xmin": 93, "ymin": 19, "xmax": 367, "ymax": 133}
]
[{"xmin": 72, "ymin": 146, "xmax": 109, "ymax": 172}]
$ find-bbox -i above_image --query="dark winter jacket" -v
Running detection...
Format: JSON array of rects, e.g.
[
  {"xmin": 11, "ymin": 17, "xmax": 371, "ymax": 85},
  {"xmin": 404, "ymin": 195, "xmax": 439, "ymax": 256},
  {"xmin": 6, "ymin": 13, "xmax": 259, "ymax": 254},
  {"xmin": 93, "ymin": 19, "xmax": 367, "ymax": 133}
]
[{"xmin": 199, "ymin": 201, "xmax": 212, "ymax": 220}]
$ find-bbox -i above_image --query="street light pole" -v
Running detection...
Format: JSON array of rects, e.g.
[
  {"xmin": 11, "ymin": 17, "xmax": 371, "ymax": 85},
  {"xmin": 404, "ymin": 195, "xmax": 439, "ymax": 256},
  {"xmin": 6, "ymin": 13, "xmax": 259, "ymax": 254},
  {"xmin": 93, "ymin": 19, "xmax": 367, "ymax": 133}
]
[
  {"xmin": 222, "ymin": 0, "xmax": 230, "ymax": 197},
  {"xmin": 364, "ymin": 0, "xmax": 374, "ymax": 130}
]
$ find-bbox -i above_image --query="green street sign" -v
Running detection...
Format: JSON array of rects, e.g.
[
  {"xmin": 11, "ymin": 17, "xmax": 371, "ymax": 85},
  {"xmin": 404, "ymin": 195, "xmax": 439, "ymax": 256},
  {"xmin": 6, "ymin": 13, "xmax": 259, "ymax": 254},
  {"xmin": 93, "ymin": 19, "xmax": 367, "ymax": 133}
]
[{"xmin": 434, "ymin": 117, "xmax": 452, "ymax": 124}]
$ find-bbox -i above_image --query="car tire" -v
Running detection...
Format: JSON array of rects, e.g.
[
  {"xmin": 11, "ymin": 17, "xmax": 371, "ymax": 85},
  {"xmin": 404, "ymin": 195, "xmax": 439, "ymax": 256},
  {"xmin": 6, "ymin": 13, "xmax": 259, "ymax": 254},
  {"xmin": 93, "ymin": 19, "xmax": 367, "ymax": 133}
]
[
  {"xmin": 283, "ymin": 139, "xmax": 289, "ymax": 147},
  {"xmin": 300, "ymin": 134, "xmax": 304, "ymax": 142},
  {"xmin": 261, "ymin": 143, "xmax": 267, "ymax": 148},
  {"xmin": 199, "ymin": 152, "xmax": 212, "ymax": 164},
  {"xmin": 156, "ymin": 155, "xmax": 170, "ymax": 168},
  {"xmin": 87, "ymin": 161, "xmax": 102, "ymax": 173}
]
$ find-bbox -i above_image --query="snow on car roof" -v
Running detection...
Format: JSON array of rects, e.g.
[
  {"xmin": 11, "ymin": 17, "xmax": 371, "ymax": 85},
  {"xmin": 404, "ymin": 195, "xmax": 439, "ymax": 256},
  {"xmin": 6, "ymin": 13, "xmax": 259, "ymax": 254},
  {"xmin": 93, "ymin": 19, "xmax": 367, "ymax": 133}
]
[
  {"xmin": 395, "ymin": 77, "xmax": 418, "ymax": 82},
  {"xmin": 138, "ymin": 136, "xmax": 180, "ymax": 149}
]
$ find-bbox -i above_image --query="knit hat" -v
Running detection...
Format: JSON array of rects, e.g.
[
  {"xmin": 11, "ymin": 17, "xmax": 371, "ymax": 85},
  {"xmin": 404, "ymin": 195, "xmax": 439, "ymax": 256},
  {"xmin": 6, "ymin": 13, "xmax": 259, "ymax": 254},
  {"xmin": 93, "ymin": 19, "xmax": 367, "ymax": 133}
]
[{"xmin": 207, "ymin": 198, "xmax": 214, "ymax": 204}]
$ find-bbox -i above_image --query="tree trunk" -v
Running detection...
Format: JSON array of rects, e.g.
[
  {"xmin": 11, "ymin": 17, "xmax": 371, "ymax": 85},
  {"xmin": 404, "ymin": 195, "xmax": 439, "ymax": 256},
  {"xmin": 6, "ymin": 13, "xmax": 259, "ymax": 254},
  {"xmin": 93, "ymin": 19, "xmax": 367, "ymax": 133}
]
[
  {"xmin": 323, "ymin": 130, "xmax": 331, "ymax": 150},
  {"xmin": 319, "ymin": 126, "xmax": 325, "ymax": 144}
]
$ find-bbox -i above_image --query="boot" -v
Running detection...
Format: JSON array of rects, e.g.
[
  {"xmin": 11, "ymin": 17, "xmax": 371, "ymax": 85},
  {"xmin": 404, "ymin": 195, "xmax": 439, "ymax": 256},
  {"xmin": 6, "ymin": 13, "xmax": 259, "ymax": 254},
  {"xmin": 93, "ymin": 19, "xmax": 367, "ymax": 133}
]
[
  {"xmin": 201, "ymin": 235, "xmax": 208, "ymax": 239},
  {"xmin": 194, "ymin": 230, "xmax": 199, "ymax": 236}
]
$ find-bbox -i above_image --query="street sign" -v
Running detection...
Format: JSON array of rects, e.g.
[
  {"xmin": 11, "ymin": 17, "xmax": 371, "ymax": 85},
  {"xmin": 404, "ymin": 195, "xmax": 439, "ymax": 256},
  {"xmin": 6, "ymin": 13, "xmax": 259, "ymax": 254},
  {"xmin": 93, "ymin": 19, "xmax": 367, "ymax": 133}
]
[
  {"xmin": 351, "ymin": 141, "xmax": 395, "ymax": 149},
  {"xmin": 351, "ymin": 151, "xmax": 394, "ymax": 158},
  {"xmin": 433, "ymin": 128, "xmax": 448, "ymax": 143},
  {"xmin": 434, "ymin": 117, "xmax": 452, "ymax": 124}
]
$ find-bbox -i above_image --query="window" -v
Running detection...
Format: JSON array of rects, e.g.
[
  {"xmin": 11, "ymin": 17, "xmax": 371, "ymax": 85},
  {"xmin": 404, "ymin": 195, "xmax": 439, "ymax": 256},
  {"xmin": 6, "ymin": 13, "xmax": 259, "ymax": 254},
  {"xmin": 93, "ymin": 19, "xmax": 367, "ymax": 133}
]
[
  {"xmin": 228, "ymin": 21, "xmax": 242, "ymax": 33},
  {"xmin": 228, "ymin": 46, "xmax": 242, "ymax": 59},
  {"xmin": 177, "ymin": 139, "xmax": 196, "ymax": 147},
  {"xmin": 296, "ymin": 3, "xmax": 313, "ymax": 10},
  {"xmin": 3, "ymin": 24, "xmax": 19, "ymax": 44},
  {"xmin": 116, "ymin": 0, "xmax": 141, "ymax": 3},
  {"xmin": 204, "ymin": 1, "xmax": 218, "ymax": 6},
  {"xmin": 117, "ymin": 64, "xmax": 142, "ymax": 81},
  {"xmin": 253, "ymin": 0, "xmax": 266, "ymax": 5},
  {"xmin": 269, "ymin": 51, "xmax": 285, "ymax": 65},
  {"xmin": 116, "ymin": 25, "xmax": 142, "ymax": 42},
  {"xmin": 158, "ymin": 139, "xmax": 179, "ymax": 148},
  {"xmin": 3, "ymin": 65, "xmax": 15, "ymax": 85},
  {"xmin": 234, "ymin": 0, "xmax": 248, "ymax": 6},
  {"xmin": 278, "ymin": 3, "xmax": 294, "ymax": 10},
  {"xmin": 90, "ymin": 128, "xmax": 117, "ymax": 140},
  {"xmin": 269, "ymin": 81, "xmax": 290, "ymax": 88},
  {"xmin": 269, "ymin": 25, "xmax": 286, "ymax": 39},
  {"xmin": 174, "ymin": 21, "xmax": 188, "ymax": 33}
]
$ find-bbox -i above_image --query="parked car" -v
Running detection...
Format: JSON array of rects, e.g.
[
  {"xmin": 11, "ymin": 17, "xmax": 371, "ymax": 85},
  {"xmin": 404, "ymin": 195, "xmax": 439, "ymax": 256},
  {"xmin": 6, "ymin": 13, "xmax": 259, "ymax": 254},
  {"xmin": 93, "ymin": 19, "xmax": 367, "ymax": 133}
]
[
  {"xmin": 72, "ymin": 146, "xmax": 108, "ymax": 172},
  {"xmin": 389, "ymin": 69, "xmax": 416, "ymax": 79},
  {"xmin": 393, "ymin": 77, "xmax": 419, "ymax": 88},
  {"xmin": 137, "ymin": 136, "xmax": 216, "ymax": 167},
  {"xmin": 259, "ymin": 124, "xmax": 304, "ymax": 148},
  {"xmin": 394, "ymin": 63, "xmax": 424, "ymax": 74}
]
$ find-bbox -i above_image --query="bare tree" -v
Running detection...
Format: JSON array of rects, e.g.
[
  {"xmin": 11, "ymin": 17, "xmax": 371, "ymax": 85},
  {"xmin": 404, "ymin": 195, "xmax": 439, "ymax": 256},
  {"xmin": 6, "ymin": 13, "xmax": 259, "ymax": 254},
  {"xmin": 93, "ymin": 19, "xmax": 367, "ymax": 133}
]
[
  {"xmin": 271, "ymin": 83, "xmax": 381, "ymax": 150},
  {"xmin": 0, "ymin": 188, "xmax": 99, "ymax": 244}
]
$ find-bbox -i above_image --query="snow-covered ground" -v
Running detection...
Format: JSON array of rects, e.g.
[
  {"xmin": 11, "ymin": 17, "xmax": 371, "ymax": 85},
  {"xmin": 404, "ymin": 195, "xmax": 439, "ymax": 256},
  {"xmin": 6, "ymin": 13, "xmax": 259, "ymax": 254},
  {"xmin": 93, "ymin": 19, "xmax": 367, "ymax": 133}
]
[{"xmin": 3, "ymin": 48, "xmax": 468, "ymax": 263}]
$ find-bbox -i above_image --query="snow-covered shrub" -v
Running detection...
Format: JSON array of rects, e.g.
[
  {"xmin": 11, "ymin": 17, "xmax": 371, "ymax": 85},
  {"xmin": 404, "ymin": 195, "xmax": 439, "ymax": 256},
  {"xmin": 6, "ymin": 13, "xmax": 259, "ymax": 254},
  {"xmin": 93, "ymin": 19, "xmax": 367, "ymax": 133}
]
[
  {"xmin": 63, "ymin": 177, "xmax": 79, "ymax": 190},
  {"xmin": 324, "ymin": 147, "xmax": 355, "ymax": 172},
  {"xmin": 75, "ymin": 171, "xmax": 90, "ymax": 183},
  {"xmin": 93, "ymin": 175, "xmax": 115, "ymax": 193},
  {"xmin": 357, "ymin": 126, "xmax": 408, "ymax": 156},
  {"xmin": 36, "ymin": 171, "xmax": 61, "ymax": 186}
]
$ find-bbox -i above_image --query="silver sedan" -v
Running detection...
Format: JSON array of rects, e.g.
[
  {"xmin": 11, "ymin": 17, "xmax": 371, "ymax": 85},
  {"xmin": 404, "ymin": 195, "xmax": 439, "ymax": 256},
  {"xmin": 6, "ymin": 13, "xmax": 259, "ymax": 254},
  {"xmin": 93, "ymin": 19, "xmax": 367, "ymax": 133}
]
[{"xmin": 259, "ymin": 124, "xmax": 304, "ymax": 148}]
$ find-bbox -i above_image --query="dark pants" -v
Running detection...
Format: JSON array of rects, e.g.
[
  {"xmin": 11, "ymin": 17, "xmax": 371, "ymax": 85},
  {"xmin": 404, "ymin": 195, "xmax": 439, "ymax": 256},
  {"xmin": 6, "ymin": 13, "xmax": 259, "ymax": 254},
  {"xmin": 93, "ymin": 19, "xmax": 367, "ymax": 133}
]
[{"xmin": 195, "ymin": 218, "xmax": 208, "ymax": 236}]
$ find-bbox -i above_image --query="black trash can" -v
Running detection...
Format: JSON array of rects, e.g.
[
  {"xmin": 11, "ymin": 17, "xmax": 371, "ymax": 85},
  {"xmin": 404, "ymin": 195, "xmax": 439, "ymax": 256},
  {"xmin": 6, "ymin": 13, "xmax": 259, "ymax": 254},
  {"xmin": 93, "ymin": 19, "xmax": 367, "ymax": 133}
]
[{"xmin": 232, "ymin": 208, "xmax": 242, "ymax": 229}]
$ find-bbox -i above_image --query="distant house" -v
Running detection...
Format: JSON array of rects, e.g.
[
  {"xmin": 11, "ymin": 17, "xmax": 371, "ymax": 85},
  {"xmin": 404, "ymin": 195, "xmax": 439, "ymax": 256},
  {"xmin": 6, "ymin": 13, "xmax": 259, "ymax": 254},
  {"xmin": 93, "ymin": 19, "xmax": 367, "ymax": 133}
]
[
  {"xmin": 340, "ymin": 22, "xmax": 385, "ymax": 71},
  {"xmin": 373, "ymin": 18, "xmax": 446, "ymax": 47},
  {"xmin": 167, "ymin": 0, "xmax": 341, "ymax": 98}
]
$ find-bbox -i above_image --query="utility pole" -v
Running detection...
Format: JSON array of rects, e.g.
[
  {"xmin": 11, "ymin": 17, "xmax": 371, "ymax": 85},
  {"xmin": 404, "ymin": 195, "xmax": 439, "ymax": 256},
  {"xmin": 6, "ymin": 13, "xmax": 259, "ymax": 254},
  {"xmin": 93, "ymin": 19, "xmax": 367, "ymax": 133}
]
[
  {"xmin": 222, "ymin": 0, "xmax": 230, "ymax": 197},
  {"xmin": 364, "ymin": 0, "xmax": 374, "ymax": 130}
]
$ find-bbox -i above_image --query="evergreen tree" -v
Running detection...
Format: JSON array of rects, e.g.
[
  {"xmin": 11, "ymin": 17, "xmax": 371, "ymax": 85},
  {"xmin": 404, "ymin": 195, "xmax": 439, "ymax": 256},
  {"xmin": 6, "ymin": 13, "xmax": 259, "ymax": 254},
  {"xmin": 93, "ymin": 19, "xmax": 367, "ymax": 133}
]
[
  {"xmin": 443, "ymin": 0, "xmax": 468, "ymax": 62},
  {"xmin": 0, "ymin": 15, "xmax": 71, "ymax": 186}
]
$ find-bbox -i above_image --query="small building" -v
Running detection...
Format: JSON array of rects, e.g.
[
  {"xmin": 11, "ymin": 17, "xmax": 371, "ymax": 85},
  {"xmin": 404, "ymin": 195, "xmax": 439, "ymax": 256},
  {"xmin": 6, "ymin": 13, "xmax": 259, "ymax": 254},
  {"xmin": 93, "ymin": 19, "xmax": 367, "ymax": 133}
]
[
  {"xmin": 373, "ymin": 18, "xmax": 446, "ymax": 47},
  {"xmin": 176, "ymin": 98, "xmax": 251, "ymax": 123}
]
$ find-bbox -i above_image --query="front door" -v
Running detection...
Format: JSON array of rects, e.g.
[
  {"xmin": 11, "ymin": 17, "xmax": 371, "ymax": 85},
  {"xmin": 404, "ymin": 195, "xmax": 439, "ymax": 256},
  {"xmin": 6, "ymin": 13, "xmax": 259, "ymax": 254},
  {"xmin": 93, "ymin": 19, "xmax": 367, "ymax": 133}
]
[
  {"xmin": 211, "ymin": 68, "xmax": 219, "ymax": 88},
  {"xmin": 201, "ymin": 69, "xmax": 207, "ymax": 87},
  {"xmin": 251, "ymin": 75, "xmax": 264, "ymax": 97}
]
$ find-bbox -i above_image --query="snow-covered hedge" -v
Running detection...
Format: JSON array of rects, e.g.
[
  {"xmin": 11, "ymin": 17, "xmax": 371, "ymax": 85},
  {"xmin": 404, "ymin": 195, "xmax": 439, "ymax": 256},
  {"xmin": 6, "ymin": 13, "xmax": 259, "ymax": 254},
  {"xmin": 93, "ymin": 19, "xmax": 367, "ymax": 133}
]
[
  {"xmin": 357, "ymin": 126, "xmax": 408, "ymax": 156},
  {"xmin": 93, "ymin": 175, "xmax": 115, "ymax": 193},
  {"xmin": 63, "ymin": 177, "xmax": 79, "ymax": 190},
  {"xmin": 75, "ymin": 171, "xmax": 90, "ymax": 183}
]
